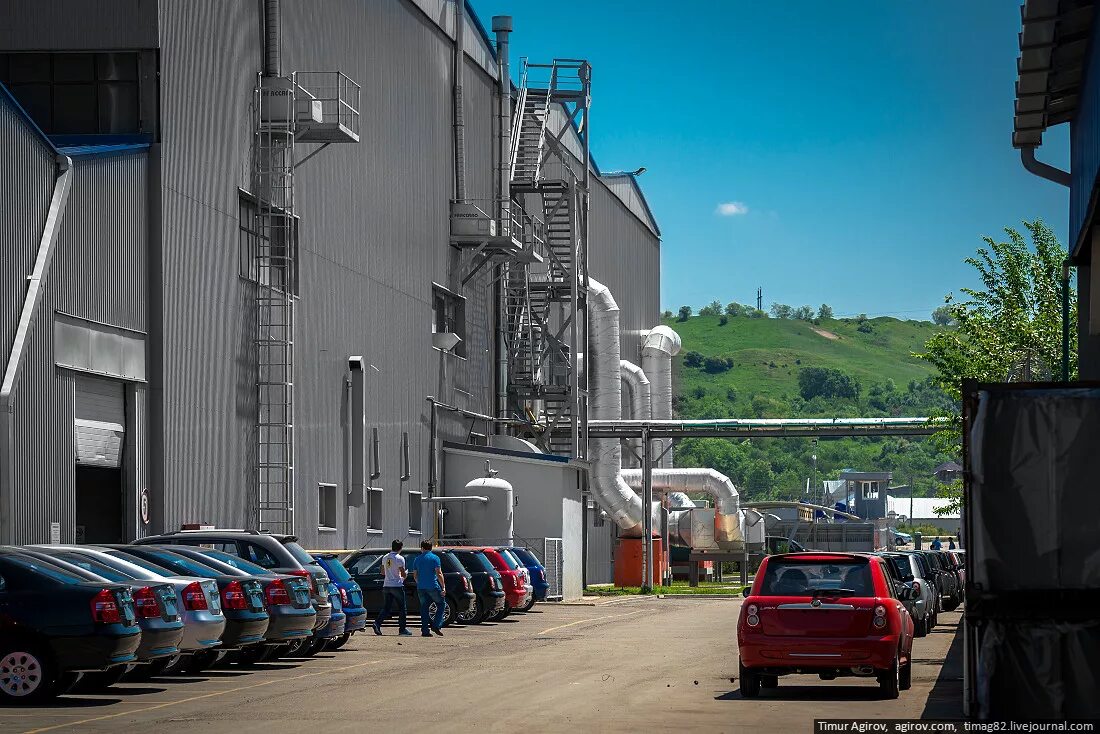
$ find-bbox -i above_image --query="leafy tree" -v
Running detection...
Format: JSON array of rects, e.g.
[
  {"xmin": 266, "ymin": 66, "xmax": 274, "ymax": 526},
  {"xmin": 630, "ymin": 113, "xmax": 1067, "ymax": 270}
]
[
  {"xmin": 699, "ymin": 300, "xmax": 723, "ymax": 317},
  {"xmin": 703, "ymin": 356, "xmax": 734, "ymax": 373},
  {"xmin": 718, "ymin": 315, "xmax": 729, "ymax": 326},
  {"xmin": 662, "ymin": 309, "xmax": 673, "ymax": 319},
  {"xmin": 817, "ymin": 303, "xmax": 834, "ymax": 320},
  {"xmin": 798, "ymin": 367, "xmax": 861, "ymax": 401},
  {"xmin": 794, "ymin": 305, "xmax": 815, "ymax": 321},
  {"xmin": 770, "ymin": 303, "xmax": 793, "ymax": 319},
  {"xmin": 917, "ymin": 220, "xmax": 1076, "ymax": 514},
  {"xmin": 745, "ymin": 460, "xmax": 776, "ymax": 496},
  {"xmin": 677, "ymin": 305, "xmax": 692, "ymax": 322},
  {"xmin": 931, "ymin": 305, "xmax": 954, "ymax": 327},
  {"xmin": 683, "ymin": 351, "xmax": 704, "ymax": 368},
  {"xmin": 749, "ymin": 309, "xmax": 767, "ymax": 319},
  {"xmin": 725, "ymin": 302, "xmax": 746, "ymax": 317}
]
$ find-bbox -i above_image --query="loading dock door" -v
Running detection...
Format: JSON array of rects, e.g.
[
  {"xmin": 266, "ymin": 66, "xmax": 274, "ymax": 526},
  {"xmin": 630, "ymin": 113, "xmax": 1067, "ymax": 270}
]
[{"xmin": 74, "ymin": 376, "xmax": 125, "ymax": 467}]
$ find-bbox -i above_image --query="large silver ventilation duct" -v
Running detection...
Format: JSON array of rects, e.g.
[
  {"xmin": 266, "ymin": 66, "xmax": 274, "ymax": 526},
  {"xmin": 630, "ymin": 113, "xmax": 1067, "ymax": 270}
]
[
  {"xmin": 641, "ymin": 325, "xmax": 681, "ymax": 468},
  {"xmin": 263, "ymin": 0, "xmax": 281, "ymax": 77},
  {"xmin": 452, "ymin": 0, "xmax": 467, "ymax": 200},
  {"xmin": 621, "ymin": 467, "xmax": 741, "ymax": 546},
  {"xmin": 491, "ymin": 15, "xmax": 512, "ymax": 421},
  {"xmin": 619, "ymin": 359, "xmax": 650, "ymax": 467},
  {"xmin": 589, "ymin": 279, "xmax": 658, "ymax": 536}
]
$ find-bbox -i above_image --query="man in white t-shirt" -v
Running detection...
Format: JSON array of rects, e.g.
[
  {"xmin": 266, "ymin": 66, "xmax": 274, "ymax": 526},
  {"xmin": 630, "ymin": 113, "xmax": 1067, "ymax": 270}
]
[{"xmin": 373, "ymin": 540, "xmax": 412, "ymax": 636}]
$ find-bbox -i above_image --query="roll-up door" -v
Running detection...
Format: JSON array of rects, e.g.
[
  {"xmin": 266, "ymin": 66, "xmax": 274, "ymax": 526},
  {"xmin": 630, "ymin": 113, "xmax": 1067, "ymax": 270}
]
[{"xmin": 74, "ymin": 376, "xmax": 125, "ymax": 467}]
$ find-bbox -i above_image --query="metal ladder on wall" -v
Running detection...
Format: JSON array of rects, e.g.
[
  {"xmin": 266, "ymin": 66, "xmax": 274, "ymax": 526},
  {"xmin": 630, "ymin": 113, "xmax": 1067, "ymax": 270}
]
[
  {"xmin": 253, "ymin": 76, "xmax": 297, "ymax": 534},
  {"xmin": 506, "ymin": 60, "xmax": 590, "ymax": 459}
]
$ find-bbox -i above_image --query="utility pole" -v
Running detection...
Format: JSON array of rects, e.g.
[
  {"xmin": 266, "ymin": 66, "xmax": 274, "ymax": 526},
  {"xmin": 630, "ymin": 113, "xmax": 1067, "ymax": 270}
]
[
  {"xmin": 909, "ymin": 473, "xmax": 914, "ymax": 530},
  {"xmin": 756, "ymin": 287, "xmax": 763, "ymax": 312}
]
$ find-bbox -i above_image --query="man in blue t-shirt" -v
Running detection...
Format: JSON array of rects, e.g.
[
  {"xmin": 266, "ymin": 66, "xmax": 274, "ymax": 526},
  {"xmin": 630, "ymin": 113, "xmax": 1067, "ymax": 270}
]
[{"xmin": 411, "ymin": 540, "xmax": 447, "ymax": 637}]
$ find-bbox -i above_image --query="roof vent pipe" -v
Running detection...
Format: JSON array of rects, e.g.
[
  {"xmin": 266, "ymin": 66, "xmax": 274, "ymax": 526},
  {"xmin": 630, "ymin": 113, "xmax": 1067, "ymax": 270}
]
[
  {"xmin": 619, "ymin": 360, "xmax": 650, "ymax": 467},
  {"xmin": 641, "ymin": 325, "xmax": 681, "ymax": 468},
  {"xmin": 491, "ymin": 15, "xmax": 513, "ymax": 232},
  {"xmin": 453, "ymin": 0, "xmax": 467, "ymax": 200},
  {"xmin": 263, "ymin": 0, "xmax": 281, "ymax": 77},
  {"xmin": 589, "ymin": 278, "xmax": 658, "ymax": 536}
]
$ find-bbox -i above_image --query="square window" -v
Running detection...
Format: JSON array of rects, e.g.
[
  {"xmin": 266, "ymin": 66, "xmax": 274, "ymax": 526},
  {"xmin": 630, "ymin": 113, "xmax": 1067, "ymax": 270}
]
[
  {"xmin": 409, "ymin": 491, "xmax": 423, "ymax": 533},
  {"xmin": 368, "ymin": 487, "xmax": 384, "ymax": 532},
  {"xmin": 431, "ymin": 284, "xmax": 466, "ymax": 358},
  {"xmin": 318, "ymin": 483, "xmax": 338, "ymax": 530},
  {"xmin": 239, "ymin": 191, "xmax": 299, "ymax": 294}
]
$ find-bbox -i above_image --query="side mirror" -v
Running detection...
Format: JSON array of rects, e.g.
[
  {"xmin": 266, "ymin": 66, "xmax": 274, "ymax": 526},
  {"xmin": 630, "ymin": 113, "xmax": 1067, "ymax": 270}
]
[{"xmin": 741, "ymin": 586, "xmax": 750, "ymax": 598}]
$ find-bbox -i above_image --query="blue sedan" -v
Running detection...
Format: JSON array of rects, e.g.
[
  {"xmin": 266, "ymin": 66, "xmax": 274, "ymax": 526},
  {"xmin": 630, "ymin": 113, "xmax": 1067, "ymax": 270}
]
[
  {"xmin": 506, "ymin": 547, "xmax": 548, "ymax": 608},
  {"xmin": 312, "ymin": 553, "xmax": 367, "ymax": 649}
]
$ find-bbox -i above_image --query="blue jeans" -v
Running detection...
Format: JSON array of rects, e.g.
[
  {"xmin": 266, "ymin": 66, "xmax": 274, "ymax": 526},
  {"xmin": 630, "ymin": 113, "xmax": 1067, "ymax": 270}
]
[
  {"xmin": 417, "ymin": 588, "xmax": 445, "ymax": 633},
  {"xmin": 375, "ymin": 588, "xmax": 407, "ymax": 631}
]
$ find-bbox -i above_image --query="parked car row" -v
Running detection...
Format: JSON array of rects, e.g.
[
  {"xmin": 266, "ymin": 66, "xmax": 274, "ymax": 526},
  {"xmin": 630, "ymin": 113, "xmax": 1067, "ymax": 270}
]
[
  {"xmin": 0, "ymin": 530, "xmax": 551, "ymax": 704},
  {"xmin": 736, "ymin": 549, "xmax": 966, "ymax": 700}
]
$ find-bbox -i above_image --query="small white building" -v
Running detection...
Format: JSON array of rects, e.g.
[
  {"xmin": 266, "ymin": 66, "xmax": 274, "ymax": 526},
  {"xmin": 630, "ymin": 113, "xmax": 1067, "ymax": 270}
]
[{"xmin": 886, "ymin": 495, "xmax": 960, "ymax": 535}]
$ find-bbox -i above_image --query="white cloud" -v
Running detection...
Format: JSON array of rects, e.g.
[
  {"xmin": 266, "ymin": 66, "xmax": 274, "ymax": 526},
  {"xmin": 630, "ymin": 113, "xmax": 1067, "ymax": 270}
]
[{"xmin": 716, "ymin": 201, "xmax": 749, "ymax": 216}]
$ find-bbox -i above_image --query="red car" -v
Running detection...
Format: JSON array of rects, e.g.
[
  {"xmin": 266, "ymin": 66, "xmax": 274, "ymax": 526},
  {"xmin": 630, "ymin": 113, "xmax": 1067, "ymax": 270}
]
[
  {"xmin": 477, "ymin": 548, "xmax": 532, "ymax": 618},
  {"xmin": 737, "ymin": 552, "xmax": 916, "ymax": 699}
]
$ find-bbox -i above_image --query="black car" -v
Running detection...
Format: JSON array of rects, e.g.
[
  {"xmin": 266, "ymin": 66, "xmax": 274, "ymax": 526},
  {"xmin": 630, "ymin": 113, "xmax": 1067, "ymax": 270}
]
[
  {"xmin": 0, "ymin": 551, "xmax": 141, "ymax": 702},
  {"xmin": 99, "ymin": 546, "xmax": 270, "ymax": 672},
  {"xmin": 444, "ymin": 548, "xmax": 506, "ymax": 624},
  {"xmin": 343, "ymin": 548, "xmax": 475, "ymax": 627},
  {"xmin": 137, "ymin": 531, "xmax": 332, "ymax": 630}
]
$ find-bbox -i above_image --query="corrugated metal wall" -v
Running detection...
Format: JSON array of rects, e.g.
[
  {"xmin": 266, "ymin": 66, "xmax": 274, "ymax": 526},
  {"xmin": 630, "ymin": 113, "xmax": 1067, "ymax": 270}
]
[
  {"xmin": 0, "ymin": 0, "xmax": 158, "ymax": 51},
  {"xmin": 1071, "ymin": 18, "xmax": 1100, "ymax": 251}
]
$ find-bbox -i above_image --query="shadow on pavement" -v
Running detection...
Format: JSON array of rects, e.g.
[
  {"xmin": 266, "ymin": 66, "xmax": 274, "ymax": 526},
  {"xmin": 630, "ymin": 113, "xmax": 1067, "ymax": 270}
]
[
  {"xmin": 921, "ymin": 620, "xmax": 964, "ymax": 719},
  {"xmin": 49, "ymin": 696, "xmax": 124, "ymax": 707},
  {"xmin": 106, "ymin": 686, "xmax": 167, "ymax": 696},
  {"xmin": 715, "ymin": 685, "xmax": 884, "ymax": 702}
]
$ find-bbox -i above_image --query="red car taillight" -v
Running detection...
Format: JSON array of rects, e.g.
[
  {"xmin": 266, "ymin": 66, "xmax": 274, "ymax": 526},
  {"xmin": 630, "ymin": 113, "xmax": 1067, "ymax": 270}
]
[
  {"xmin": 133, "ymin": 586, "xmax": 162, "ymax": 619},
  {"xmin": 872, "ymin": 604, "xmax": 888, "ymax": 630},
  {"xmin": 745, "ymin": 603, "xmax": 760, "ymax": 627},
  {"xmin": 338, "ymin": 587, "xmax": 349, "ymax": 605},
  {"xmin": 461, "ymin": 576, "xmax": 471, "ymax": 592},
  {"xmin": 265, "ymin": 579, "xmax": 291, "ymax": 607},
  {"xmin": 91, "ymin": 589, "xmax": 122, "ymax": 624},
  {"xmin": 222, "ymin": 581, "xmax": 249, "ymax": 611},
  {"xmin": 181, "ymin": 581, "xmax": 209, "ymax": 611},
  {"xmin": 287, "ymin": 569, "xmax": 315, "ymax": 593}
]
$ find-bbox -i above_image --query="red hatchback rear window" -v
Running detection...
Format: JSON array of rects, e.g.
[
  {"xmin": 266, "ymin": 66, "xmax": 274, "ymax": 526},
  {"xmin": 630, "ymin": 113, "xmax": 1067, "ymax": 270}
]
[{"xmin": 758, "ymin": 559, "xmax": 873, "ymax": 597}]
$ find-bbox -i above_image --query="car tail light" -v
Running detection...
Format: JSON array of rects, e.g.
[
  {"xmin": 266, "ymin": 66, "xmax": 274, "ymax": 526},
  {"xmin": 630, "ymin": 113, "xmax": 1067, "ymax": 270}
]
[
  {"xmin": 133, "ymin": 586, "xmax": 162, "ymax": 619},
  {"xmin": 338, "ymin": 587, "xmax": 349, "ymax": 605},
  {"xmin": 265, "ymin": 579, "xmax": 291, "ymax": 607},
  {"xmin": 461, "ymin": 576, "xmax": 471, "ymax": 592},
  {"xmin": 91, "ymin": 589, "xmax": 122, "ymax": 624},
  {"xmin": 287, "ymin": 569, "xmax": 315, "ymax": 593},
  {"xmin": 746, "ymin": 603, "xmax": 760, "ymax": 627},
  {"xmin": 181, "ymin": 581, "xmax": 209, "ymax": 611},
  {"xmin": 222, "ymin": 581, "xmax": 249, "ymax": 611},
  {"xmin": 539, "ymin": 569, "xmax": 545, "ymax": 582},
  {"xmin": 873, "ymin": 604, "xmax": 887, "ymax": 629}
]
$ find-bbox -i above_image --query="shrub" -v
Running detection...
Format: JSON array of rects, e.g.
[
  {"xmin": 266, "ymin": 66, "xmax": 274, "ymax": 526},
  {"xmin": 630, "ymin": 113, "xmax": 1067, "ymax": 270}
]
[
  {"xmin": 683, "ymin": 351, "xmax": 704, "ymax": 368},
  {"xmin": 798, "ymin": 367, "xmax": 861, "ymax": 401},
  {"xmin": 718, "ymin": 315, "xmax": 729, "ymax": 326},
  {"xmin": 677, "ymin": 305, "xmax": 692, "ymax": 321}
]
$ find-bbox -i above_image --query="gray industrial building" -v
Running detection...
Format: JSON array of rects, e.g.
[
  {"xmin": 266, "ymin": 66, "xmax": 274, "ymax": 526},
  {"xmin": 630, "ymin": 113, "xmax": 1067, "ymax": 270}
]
[{"xmin": 0, "ymin": 0, "xmax": 662, "ymax": 593}]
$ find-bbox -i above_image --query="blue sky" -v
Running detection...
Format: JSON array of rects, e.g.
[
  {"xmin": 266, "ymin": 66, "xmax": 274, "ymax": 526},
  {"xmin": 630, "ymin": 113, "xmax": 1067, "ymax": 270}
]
[{"xmin": 474, "ymin": 0, "xmax": 1071, "ymax": 319}]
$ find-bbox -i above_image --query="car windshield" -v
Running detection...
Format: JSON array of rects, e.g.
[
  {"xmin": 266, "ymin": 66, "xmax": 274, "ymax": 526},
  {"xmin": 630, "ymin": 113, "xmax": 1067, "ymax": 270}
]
[
  {"xmin": 49, "ymin": 554, "xmax": 134, "ymax": 583},
  {"xmin": 2, "ymin": 556, "xmax": 89, "ymax": 585},
  {"xmin": 758, "ymin": 559, "xmax": 874, "ymax": 597},
  {"xmin": 138, "ymin": 549, "xmax": 221, "ymax": 579},
  {"xmin": 317, "ymin": 557, "xmax": 352, "ymax": 583},
  {"xmin": 452, "ymin": 551, "xmax": 494, "ymax": 573},
  {"xmin": 197, "ymin": 549, "xmax": 271, "ymax": 576},
  {"xmin": 281, "ymin": 540, "xmax": 315, "ymax": 566},
  {"xmin": 496, "ymin": 549, "xmax": 520, "ymax": 570},
  {"xmin": 509, "ymin": 548, "xmax": 539, "ymax": 566}
]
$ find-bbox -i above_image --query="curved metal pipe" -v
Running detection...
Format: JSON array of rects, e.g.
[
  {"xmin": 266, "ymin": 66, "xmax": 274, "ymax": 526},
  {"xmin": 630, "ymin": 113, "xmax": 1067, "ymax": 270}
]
[
  {"xmin": 620, "ymin": 467, "xmax": 740, "ymax": 545},
  {"xmin": 642, "ymin": 325, "xmax": 681, "ymax": 467},
  {"xmin": 1021, "ymin": 147, "xmax": 1070, "ymax": 187},
  {"xmin": 619, "ymin": 359, "xmax": 650, "ymax": 466}
]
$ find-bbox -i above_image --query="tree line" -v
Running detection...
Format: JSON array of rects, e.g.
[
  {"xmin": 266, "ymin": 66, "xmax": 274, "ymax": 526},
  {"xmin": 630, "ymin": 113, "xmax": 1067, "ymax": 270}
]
[{"xmin": 667, "ymin": 301, "xmax": 835, "ymax": 323}]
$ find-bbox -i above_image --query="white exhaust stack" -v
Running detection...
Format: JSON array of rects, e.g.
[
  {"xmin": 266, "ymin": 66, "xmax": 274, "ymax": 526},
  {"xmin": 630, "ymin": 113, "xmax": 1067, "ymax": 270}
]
[
  {"xmin": 619, "ymin": 359, "xmax": 650, "ymax": 467},
  {"xmin": 588, "ymin": 278, "xmax": 659, "ymax": 536},
  {"xmin": 642, "ymin": 325, "xmax": 681, "ymax": 468}
]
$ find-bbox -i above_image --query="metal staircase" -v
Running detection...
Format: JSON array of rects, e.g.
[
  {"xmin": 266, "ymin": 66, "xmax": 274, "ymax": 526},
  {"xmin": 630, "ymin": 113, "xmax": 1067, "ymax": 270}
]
[{"xmin": 505, "ymin": 59, "xmax": 591, "ymax": 459}]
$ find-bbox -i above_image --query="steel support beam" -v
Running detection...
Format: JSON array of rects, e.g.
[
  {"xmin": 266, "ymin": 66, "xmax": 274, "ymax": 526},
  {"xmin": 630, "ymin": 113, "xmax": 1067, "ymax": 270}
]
[
  {"xmin": 585, "ymin": 417, "xmax": 939, "ymax": 439},
  {"xmin": 641, "ymin": 426, "xmax": 653, "ymax": 593}
]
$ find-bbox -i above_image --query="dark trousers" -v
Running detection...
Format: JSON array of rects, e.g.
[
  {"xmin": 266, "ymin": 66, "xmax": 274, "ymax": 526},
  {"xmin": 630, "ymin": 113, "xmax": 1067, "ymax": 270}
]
[
  {"xmin": 375, "ymin": 587, "xmax": 407, "ymax": 630},
  {"xmin": 417, "ymin": 588, "xmax": 446, "ymax": 633}
]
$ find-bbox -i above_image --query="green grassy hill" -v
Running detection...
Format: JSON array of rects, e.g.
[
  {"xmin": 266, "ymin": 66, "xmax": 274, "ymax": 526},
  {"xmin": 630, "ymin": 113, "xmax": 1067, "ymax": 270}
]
[{"xmin": 666, "ymin": 315, "xmax": 940, "ymax": 410}]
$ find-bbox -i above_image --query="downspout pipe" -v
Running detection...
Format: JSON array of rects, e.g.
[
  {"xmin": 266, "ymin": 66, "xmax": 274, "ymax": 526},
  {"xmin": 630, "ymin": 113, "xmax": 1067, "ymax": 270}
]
[
  {"xmin": 619, "ymin": 360, "xmax": 650, "ymax": 466},
  {"xmin": 263, "ymin": 0, "xmax": 281, "ymax": 77},
  {"xmin": 452, "ymin": 0, "xmax": 466, "ymax": 201},
  {"xmin": 588, "ymin": 278, "xmax": 658, "ymax": 536},
  {"xmin": 1021, "ymin": 146, "xmax": 1070, "ymax": 187},
  {"xmin": 641, "ymin": 325, "xmax": 681, "ymax": 468},
  {"xmin": 492, "ymin": 16, "xmax": 513, "ymax": 423},
  {"xmin": 1, "ymin": 154, "xmax": 73, "ymax": 543}
]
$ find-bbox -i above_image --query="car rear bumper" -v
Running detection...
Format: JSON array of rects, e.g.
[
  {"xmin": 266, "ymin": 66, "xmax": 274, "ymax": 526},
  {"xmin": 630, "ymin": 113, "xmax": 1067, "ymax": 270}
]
[
  {"xmin": 738, "ymin": 633, "xmax": 900, "ymax": 670},
  {"xmin": 532, "ymin": 582, "xmax": 549, "ymax": 601},
  {"xmin": 179, "ymin": 611, "xmax": 226, "ymax": 651},
  {"xmin": 504, "ymin": 588, "xmax": 530, "ymax": 608},
  {"xmin": 452, "ymin": 592, "xmax": 476, "ymax": 614},
  {"xmin": 312, "ymin": 604, "xmax": 332, "ymax": 632},
  {"xmin": 317, "ymin": 612, "xmax": 346, "ymax": 639},
  {"xmin": 51, "ymin": 630, "xmax": 142, "ymax": 672},
  {"xmin": 264, "ymin": 607, "xmax": 317, "ymax": 641},
  {"xmin": 136, "ymin": 621, "xmax": 185, "ymax": 660},
  {"xmin": 221, "ymin": 612, "xmax": 270, "ymax": 648},
  {"xmin": 342, "ymin": 610, "xmax": 367, "ymax": 633}
]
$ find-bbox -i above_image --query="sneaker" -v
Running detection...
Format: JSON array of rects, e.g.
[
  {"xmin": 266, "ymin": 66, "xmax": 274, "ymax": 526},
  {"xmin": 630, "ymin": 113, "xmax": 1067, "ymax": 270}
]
[
  {"xmin": 398, "ymin": 629, "xmax": 413, "ymax": 637},
  {"xmin": 372, "ymin": 620, "xmax": 382, "ymax": 636},
  {"xmin": 432, "ymin": 627, "xmax": 443, "ymax": 637},
  {"xmin": 421, "ymin": 632, "xmax": 433, "ymax": 637}
]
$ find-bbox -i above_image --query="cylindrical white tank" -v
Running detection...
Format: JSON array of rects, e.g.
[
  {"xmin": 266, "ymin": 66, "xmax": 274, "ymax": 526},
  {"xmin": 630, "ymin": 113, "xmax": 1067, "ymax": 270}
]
[{"xmin": 462, "ymin": 475, "xmax": 514, "ymax": 542}]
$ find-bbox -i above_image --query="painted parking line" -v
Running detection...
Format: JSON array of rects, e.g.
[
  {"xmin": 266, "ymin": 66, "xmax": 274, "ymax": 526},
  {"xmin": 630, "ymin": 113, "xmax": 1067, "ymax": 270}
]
[
  {"xmin": 536, "ymin": 609, "xmax": 644, "ymax": 635},
  {"xmin": 21, "ymin": 658, "xmax": 385, "ymax": 734}
]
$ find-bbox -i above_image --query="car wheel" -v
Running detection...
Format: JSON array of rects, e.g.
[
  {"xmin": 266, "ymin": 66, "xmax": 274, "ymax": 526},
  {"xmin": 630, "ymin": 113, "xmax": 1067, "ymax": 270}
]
[
  {"xmin": 760, "ymin": 675, "xmax": 778, "ymax": 689},
  {"xmin": 304, "ymin": 637, "xmax": 327, "ymax": 656},
  {"xmin": 328, "ymin": 634, "xmax": 351, "ymax": 650},
  {"xmin": 877, "ymin": 655, "xmax": 900, "ymax": 699},
  {"xmin": 738, "ymin": 662, "xmax": 760, "ymax": 699},
  {"xmin": 457, "ymin": 596, "xmax": 482, "ymax": 625},
  {"xmin": 518, "ymin": 595, "xmax": 536, "ymax": 613},
  {"xmin": 943, "ymin": 598, "xmax": 959, "ymax": 612},
  {"xmin": 182, "ymin": 649, "xmax": 220, "ymax": 674},
  {"xmin": 443, "ymin": 600, "xmax": 458, "ymax": 628},
  {"xmin": 236, "ymin": 646, "xmax": 269, "ymax": 667},
  {"xmin": 818, "ymin": 672, "xmax": 837, "ymax": 681},
  {"xmin": 0, "ymin": 647, "xmax": 56, "ymax": 704},
  {"xmin": 899, "ymin": 657, "xmax": 912, "ymax": 691},
  {"xmin": 126, "ymin": 656, "xmax": 176, "ymax": 681},
  {"xmin": 74, "ymin": 664, "xmax": 129, "ymax": 693},
  {"xmin": 426, "ymin": 599, "xmax": 452, "ymax": 628},
  {"xmin": 283, "ymin": 639, "xmax": 310, "ymax": 658}
]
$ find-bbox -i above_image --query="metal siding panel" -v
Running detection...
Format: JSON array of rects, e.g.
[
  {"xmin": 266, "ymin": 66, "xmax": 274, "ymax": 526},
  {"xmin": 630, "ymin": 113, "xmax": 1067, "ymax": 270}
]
[
  {"xmin": 0, "ymin": 0, "xmax": 158, "ymax": 50},
  {"xmin": 1071, "ymin": 19, "xmax": 1100, "ymax": 248}
]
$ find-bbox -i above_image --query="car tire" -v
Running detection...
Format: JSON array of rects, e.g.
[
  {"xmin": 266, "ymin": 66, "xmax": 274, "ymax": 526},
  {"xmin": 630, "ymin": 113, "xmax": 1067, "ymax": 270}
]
[
  {"xmin": 899, "ymin": 657, "xmax": 912, "ymax": 691},
  {"xmin": 760, "ymin": 675, "xmax": 778, "ymax": 689},
  {"xmin": 457, "ymin": 596, "xmax": 482, "ymax": 625},
  {"xmin": 283, "ymin": 639, "xmax": 310, "ymax": 658},
  {"xmin": 443, "ymin": 599, "xmax": 458, "ymax": 627},
  {"xmin": 328, "ymin": 634, "xmax": 351, "ymax": 650},
  {"xmin": 738, "ymin": 662, "xmax": 760, "ymax": 699},
  {"xmin": 236, "ymin": 645, "xmax": 269, "ymax": 666},
  {"xmin": 943, "ymin": 598, "xmax": 959, "ymax": 612},
  {"xmin": 74, "ymin": 664, "xmax": 129, "ymax": 693},
  {"xmin": 914, "ymin": 615, "xmax": 928, "ymax": 638},
  {"xmin": 0, "ymin": 646, "xmax": 57, "ymax": 704},
  {"xmin": 877, "ymin": 655, "xmax": 901, "ymax": 699},
  {"xmin": 126, "ymin": 655, "xmax": 176, "ymax": 681},
  {"xmin": 518, "ymin": 595, "xmax": 536, "ymax": 613},
  {"xmin": 818, "ymin": 672, "xmax": 837, "ymax": 681},
  {"xmin": 182, "ymin": 649, "xmax": 220, "ymax": 674}
]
